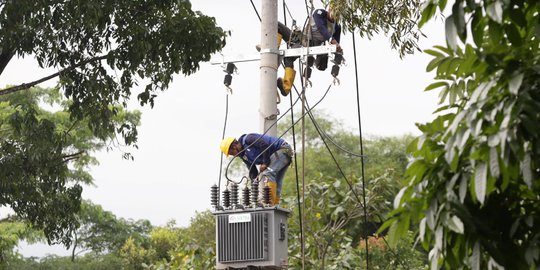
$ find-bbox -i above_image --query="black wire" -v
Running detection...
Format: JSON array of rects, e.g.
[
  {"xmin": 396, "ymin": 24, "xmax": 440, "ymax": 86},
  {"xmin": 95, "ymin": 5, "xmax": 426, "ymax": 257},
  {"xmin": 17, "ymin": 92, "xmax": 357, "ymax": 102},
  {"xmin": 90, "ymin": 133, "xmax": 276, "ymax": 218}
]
[
  {"xmin": 217, "ymin": 93, "xmax": 229, "ymax": 206},
  {"xmin": 222, "ymin": 90, "xmax": 300, "ymax": 184},
  {"xmin": 226, "ymin": 81, "xmax": 333, "ymax": 185},
  {"xmin": 300, "ymin": 92, "xmax": 365, "ymax": 210},
  {"xmin": 292, "ymin": 56, "xmax": 305, "ymax": 269},
  {"xmin": 352, "ymin": 31, "xmax": 370, "ymax": 270},
  {"xmin": 307, "ymin": 112, "xmax": 367, "ymax": 158},
  {"xmin": 250, "ymin": 0, "xmax": 262, "ymax": 22}
]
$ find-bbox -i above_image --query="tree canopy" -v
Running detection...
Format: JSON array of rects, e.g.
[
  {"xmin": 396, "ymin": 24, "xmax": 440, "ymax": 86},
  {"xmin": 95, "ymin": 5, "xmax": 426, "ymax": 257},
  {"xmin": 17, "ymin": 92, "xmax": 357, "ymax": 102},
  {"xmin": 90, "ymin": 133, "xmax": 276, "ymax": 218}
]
[
  {"xmin": 0, "ymin": 0, "xmax": 227, "ymax": 247},
  {"xmin": 331, "ymin": 0, "xmax": 423, "ymax": 57},
  {"xmin": 383, "ymin": 0, "xmax": 540, "ymax": 269},
  {"xmin": 0, "ymin": 0, "xmax": 227, "ymax": 145},
  {"xmin": 0, "ymin": 87, "xmax": 140, "ymax": 246}
]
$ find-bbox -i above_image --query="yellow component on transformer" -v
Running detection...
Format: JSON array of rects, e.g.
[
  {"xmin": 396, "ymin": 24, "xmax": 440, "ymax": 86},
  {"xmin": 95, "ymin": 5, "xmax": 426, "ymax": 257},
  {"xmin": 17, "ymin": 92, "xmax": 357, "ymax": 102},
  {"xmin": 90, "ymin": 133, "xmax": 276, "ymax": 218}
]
[
  {"xmin": 220, "ymin": 137, "xmax": 235, "ymax": 156},
  {"xmin": 266, "ymin": 181, "xmax": 280, "ymax": 205}
]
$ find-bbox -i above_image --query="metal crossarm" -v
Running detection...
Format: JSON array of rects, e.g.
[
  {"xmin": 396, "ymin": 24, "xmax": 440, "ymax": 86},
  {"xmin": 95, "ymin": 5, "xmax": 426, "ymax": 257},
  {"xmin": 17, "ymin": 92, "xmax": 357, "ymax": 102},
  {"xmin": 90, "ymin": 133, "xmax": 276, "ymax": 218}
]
[{"xmin": 211, "ymin": 44, "xmax": 337, "ymax": 65}]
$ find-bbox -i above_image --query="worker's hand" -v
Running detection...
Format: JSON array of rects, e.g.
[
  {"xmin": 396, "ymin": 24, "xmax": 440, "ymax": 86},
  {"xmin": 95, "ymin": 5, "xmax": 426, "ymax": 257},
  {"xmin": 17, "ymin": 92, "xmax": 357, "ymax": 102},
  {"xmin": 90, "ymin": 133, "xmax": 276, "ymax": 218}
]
[
  {"xmin": 260, "ymin": 164, "xmax": 268, "ymax": 172},
  {"xmin": 330, "ymin": 38, "xmax": 343, "ymax": 54}
]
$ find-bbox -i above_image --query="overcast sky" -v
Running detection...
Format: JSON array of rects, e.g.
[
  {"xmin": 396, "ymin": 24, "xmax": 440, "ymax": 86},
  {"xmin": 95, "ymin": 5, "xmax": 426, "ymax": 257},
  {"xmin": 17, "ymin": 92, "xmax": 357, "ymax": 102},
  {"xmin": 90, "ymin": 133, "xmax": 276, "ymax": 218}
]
[{"xmin": 1, "ymin": 0, "xmax": 446, "ymax": 257}]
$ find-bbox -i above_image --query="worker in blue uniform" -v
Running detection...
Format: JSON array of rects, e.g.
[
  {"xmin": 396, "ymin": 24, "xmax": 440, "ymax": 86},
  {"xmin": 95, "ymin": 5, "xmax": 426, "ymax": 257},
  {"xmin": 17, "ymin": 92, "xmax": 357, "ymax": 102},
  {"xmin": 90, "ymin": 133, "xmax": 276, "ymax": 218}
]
[
  {"xmin": 220, "ymin": 133, "xmax": 293, "ymax": 205},
  {"xmin": 275, "ymin": 6, "xmax": 343, "ymax": 96}
]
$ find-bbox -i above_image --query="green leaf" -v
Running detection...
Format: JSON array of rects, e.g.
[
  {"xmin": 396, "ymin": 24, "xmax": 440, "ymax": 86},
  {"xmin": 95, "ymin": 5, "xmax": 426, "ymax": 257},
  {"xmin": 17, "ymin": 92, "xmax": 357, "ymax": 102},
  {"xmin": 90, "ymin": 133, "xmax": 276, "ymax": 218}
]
[
  {"xmin": 488, "ymin": 20, "xmax": 503, "ymax": 43},
  {"xmin": 452, "ymin": 1, "xmax": 466, "ymax": 42},
  {"xmin": 521, "ymin": 152, "xmax": 532, "ymax": 188},
  {"xmin": 447, "ymin": 215, "xmax": 464, "ymax": 234},
  {"xmin": 438, "ymin": 0, "xmax": 448, "ymax": 11},
  {"xmin": 508, "ymin": 73, "xmax": 524, "ymax": 95},
  {"xmin": 508, "ymin": 8, "xmax": 526, "ymax": 28},
  {"xmin": 424, "ymin": 49, "xmax": 445, "ymax": 57},
  {"xmin": 425, "ymin": 81, "xmax": 449, "ymax": 91},
  {"xmin": 419, "ymin": 3, "xmax": 437, "ymax": 28},
  {"xmin": 445, "ymin": 15, "xmax": 458, "ymax": 50},
  {"xmin": 471, "ymin": 11, "xmax": 485, "ymax": 46},
  {"xmin": 426, "ymin": 57, "xmax": 445, "ymax": 72},
  {"xmin": 486, "ymin": 1, "xmax": 503, "ymax": 24},
  {"xmin": 489, "ymin": 147, "xmax": 500, "ymax": 178},
  {"xmin": 505, "ymin": 23, "xmax": 523, "ymax": 46},
  {"xmin": 474, "ymin": 162, "xmax": 487, "ymax": 204},
  {"xmin": 470, "ymin": 242, "xmax": 481, "ymax": 270}
]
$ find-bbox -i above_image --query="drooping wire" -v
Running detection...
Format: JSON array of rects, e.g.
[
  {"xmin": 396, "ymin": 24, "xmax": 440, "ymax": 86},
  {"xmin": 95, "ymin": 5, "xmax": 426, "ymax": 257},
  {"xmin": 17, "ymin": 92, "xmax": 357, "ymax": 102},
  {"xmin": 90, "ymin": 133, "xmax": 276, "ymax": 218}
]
[
  {"xmin": 352, "ymin": 31, "xmax": 371, "ymax": 270},
  {"xmin": 297, "ymin": 90, "xmax": 365, "ymax": 210},
  {"xmin": 243, "ymin": 3, "xmax": 406, "ymax": 269},
  {"xmin": 217, "ymin": 93, "xmax": 230, "ymax": 206},
  {"xmin": 225, "ymin": 82, "xmax": 333, "ymax": 184},
  {"xmin": 282, "ymin": 3, "xmax": 305, "ymax": 268},
  {"xmin": 250, "ymin": 0, "xmax": 261, "ymax": 22}
]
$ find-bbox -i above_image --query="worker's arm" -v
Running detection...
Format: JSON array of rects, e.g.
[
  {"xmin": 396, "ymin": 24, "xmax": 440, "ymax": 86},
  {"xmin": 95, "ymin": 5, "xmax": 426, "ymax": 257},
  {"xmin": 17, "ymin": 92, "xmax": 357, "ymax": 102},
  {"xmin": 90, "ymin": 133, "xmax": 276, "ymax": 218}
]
[
  {"xmin": 243, "ymin": 159, "xmax": 259, "ymax": 180},
  {"xmin": 313, "ymin": 9, "xmax": 333, "ymax": 41},
  {"xmin": 331, "ymin": 25, "xmax": 342, "ymax": 53},
  {"xmin": 332, "ymin": 24, "xmax": 341, "ymax": 43}
]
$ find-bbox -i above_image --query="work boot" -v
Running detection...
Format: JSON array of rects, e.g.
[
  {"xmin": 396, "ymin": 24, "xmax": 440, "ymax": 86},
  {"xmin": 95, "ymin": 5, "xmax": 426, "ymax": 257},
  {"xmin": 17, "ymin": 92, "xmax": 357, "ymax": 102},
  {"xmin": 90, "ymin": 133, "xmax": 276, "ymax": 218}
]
[{"xmin": 277, "ymin": 67, "xmax": 296, "ymax": 96}]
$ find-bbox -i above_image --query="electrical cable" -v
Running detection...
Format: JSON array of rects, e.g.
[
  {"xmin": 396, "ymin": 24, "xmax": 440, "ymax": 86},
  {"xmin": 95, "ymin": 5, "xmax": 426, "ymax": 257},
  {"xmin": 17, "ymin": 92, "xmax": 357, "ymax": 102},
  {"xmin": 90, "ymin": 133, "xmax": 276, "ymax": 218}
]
[
  {"xmin": 240, "ymin": 3, "xmax": 408, "ymax": 270},
  {"xmin": 352, "ymin": 31, "xmax": 371, "ymax": 270},
  {"xmin": 250, "ymin": 0, "xmax": 261, "ymax": 22},
  {"xmin": 217, "ymin": 93, "xmax": 230, "ymax": 206}
]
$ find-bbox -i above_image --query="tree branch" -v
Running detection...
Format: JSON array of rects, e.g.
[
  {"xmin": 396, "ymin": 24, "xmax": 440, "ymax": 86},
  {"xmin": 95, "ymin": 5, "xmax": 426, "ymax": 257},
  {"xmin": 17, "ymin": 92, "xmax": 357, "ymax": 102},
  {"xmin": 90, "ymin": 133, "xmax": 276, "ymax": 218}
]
[
  {"xmin": 0, "ymin": 54, "xmax": 109, "ymax": 96},
  {"xmin": 62, "ymin": 151, "xmax": 86, "ymax": 163}
]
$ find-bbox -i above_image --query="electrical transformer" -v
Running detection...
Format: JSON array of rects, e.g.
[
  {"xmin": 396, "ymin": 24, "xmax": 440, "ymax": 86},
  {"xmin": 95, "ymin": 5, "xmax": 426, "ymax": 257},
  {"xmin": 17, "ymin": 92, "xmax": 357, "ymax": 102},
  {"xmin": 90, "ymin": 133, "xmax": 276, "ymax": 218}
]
[{"xmin": 211, "ymin": 183, "xmax": 291, "ymax": 269}]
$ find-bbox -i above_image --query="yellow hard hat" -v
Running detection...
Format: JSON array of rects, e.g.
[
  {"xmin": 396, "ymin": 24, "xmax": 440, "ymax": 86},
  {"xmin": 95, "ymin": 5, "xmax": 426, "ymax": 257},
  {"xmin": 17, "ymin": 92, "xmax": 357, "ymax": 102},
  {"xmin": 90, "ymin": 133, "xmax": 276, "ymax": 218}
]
[{"xmin": 220, "ymin": 137, "xmax": 236, "ymax": 156}]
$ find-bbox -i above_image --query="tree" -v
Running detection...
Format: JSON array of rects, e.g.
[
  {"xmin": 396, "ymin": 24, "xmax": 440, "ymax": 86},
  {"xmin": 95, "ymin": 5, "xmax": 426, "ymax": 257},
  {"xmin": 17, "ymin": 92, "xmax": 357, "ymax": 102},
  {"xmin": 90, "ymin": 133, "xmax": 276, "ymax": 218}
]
[
  {"xmin": 276, "ymin": 113, "xmax": 424, "ymax": 268},
  {"xmin": 1, "ymin": 0, "xmax": 226, "ymax": 247},
  {"xmin": 383, "ymin": 0, "xmax": 540, "ymax": 269},
  {"xmin": 331, "ymin": 0, "xmax": 423, "ymax": 57},
  {"xmin": 0, "ymin": 219, "xmax": 43, "ymax": 263},
  {"xmin": 0, "ymin": 87, "xmax": 140, "ymax": 246},
  {"xmin": 0, "ymin": 1, "xmax": 226, "ymax": 145},
  {"xmin": 71, "ymin": 200, "xmax": 153, "ymax": 260}
]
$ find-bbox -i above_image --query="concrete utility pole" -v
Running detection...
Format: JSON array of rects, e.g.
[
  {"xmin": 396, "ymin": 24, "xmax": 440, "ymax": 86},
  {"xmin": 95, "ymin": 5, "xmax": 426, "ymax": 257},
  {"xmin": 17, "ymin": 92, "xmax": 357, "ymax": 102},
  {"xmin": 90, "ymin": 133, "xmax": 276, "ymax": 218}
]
[{"xmin": 259, "ymin": 0, "xmax": 278, "ymax": 137}]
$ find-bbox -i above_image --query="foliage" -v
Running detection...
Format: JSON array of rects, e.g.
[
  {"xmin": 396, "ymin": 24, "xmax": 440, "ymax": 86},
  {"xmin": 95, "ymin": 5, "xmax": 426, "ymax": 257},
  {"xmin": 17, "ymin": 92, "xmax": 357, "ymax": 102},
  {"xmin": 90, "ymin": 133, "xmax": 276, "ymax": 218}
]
[
  {"xmin": 276, "ymin": 113, "xmax": 424, "ymax": 268},
  {"xmin": 1, "ymin": 253, "xmax": 123, "ymax": 270},
  {"xmin": 72, "ymin": 200, "xmax": 153, "ymax": 258},
  {"xmin": 358, "ymin": 232, "xmax": 427, "ymax": 270},
  {"xmin": 145, "ymin": 211, "xmax": 216, "ymax": 270},
  {"xmin": 0, "ymin": 0, "xmax": 226, "ymax": 146},
  {"xmin": 0, "ymin": 220, "xmax": 43, "ymax": 263},
  {"xmin": 119, "ymin": 237, "xmax": 157, "ymax": 270},
  {"xmin": 0, "ymin": 87, "xmax": 140, "ymax": 246},
  {"xmin": 383, "ymin": 0, "xmax": 540, "ymax": 269},
  {"xmin": 329, "ymin": 0, "xmax": 423, "ymax": 57}
]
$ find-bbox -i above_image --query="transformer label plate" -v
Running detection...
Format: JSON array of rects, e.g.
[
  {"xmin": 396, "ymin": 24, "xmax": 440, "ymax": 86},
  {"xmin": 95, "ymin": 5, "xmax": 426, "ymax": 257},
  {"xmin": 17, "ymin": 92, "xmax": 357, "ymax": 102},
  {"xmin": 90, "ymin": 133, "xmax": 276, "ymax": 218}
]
[{"xmin": 228, "ymin": 213, "xmax": 251, "ymax": 223}]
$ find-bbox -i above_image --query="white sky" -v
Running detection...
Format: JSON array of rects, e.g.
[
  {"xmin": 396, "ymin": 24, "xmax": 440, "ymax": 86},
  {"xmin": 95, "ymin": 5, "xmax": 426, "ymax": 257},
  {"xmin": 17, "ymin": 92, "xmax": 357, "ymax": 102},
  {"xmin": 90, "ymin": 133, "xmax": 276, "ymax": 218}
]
[{"xmin": 0, "ymin": 0, "xmax": 446, "ymax": 257}]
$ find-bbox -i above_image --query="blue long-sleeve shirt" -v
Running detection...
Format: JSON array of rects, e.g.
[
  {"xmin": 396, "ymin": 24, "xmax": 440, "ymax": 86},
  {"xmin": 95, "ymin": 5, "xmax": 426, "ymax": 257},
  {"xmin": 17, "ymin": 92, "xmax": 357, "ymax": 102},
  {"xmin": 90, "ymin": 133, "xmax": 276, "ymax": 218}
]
[
  {"xmin": 311, "ymin": 9, "xmax": 341, "ymax": 43},
  {"xmin": 238, "ymin": 133, "xmax": 286, "ymax": 180}
]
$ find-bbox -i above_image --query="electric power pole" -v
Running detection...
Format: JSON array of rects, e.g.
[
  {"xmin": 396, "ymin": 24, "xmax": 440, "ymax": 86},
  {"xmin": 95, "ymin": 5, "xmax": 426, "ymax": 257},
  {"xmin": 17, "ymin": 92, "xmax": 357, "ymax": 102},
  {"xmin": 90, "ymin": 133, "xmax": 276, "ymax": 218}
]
[{"xmin": 259, "ymin": 0, "xmax": 279, "ymax": 136}]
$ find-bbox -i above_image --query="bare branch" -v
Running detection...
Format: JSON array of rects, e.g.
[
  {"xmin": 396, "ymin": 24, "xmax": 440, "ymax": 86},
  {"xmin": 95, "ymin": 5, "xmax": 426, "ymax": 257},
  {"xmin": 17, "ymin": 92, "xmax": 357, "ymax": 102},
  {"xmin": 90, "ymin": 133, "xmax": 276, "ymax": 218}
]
[{"xmin": 0, "ymin": 54, "xmax": 109, "ymax": 96}]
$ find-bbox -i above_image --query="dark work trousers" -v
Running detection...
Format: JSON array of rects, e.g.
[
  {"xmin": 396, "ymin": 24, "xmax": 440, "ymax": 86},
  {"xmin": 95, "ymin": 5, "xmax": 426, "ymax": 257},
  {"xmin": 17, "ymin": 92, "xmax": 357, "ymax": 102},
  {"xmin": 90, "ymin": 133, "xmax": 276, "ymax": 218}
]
[{"xmin": 278, "ymin": 22, "xmax": 328, "ymax": 71}]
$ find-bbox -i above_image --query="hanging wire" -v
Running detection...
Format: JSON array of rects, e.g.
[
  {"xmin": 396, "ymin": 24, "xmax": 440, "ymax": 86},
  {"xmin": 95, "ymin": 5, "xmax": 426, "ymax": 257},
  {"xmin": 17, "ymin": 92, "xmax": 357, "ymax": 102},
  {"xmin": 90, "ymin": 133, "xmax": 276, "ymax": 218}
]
[
  {"xmin": 250, "ymin": 0, "xmax": 262, "ymax": 22},
  {"xmin": 352, "ymin": 31, "xmax": 370, "ymax": 270},
  {"xmin": 241, "ymin": 3, "xmax": 411, "ymax": 270},
  {"xmin": 217, "ymin": 93, "xmax": 230, "ymax": 205}
]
